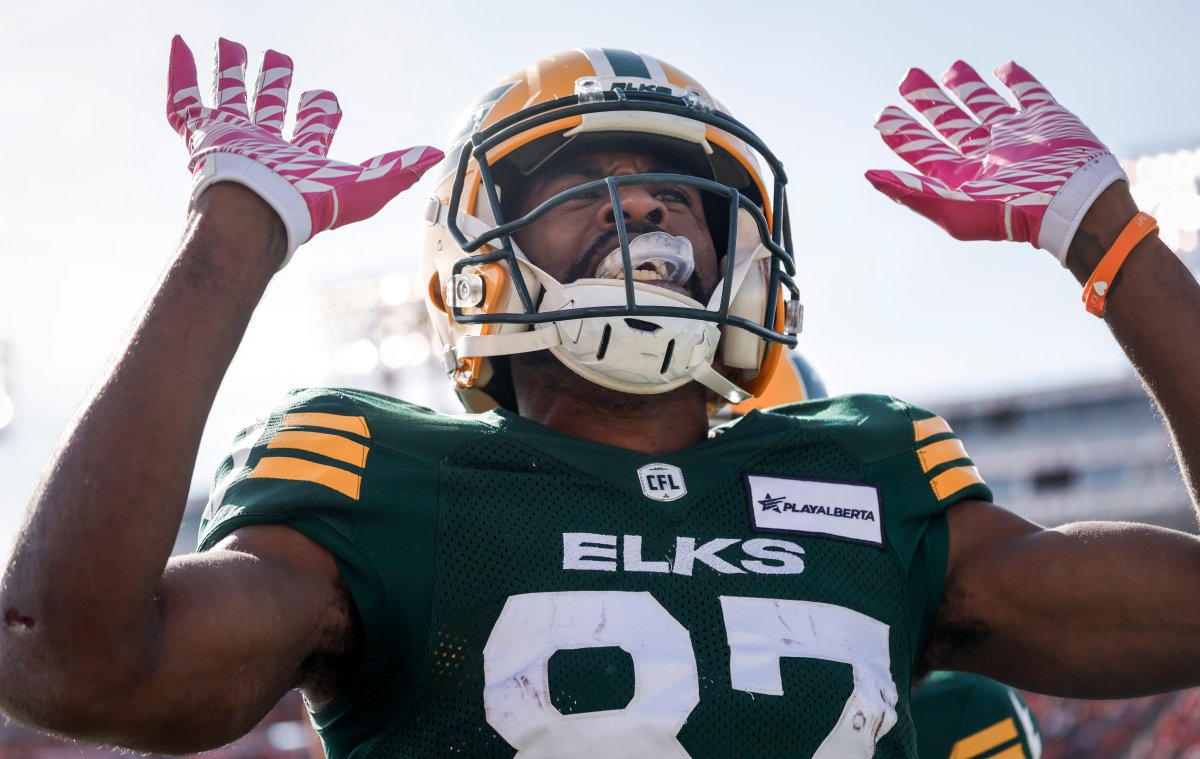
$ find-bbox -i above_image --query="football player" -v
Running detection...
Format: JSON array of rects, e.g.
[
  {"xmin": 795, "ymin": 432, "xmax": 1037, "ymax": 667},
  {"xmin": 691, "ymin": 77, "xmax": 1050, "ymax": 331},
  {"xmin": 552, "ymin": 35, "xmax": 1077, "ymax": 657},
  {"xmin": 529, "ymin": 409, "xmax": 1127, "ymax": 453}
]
[{"xmin": 1, "ymin": 38, "xmax": 1199, "ymax": 759}]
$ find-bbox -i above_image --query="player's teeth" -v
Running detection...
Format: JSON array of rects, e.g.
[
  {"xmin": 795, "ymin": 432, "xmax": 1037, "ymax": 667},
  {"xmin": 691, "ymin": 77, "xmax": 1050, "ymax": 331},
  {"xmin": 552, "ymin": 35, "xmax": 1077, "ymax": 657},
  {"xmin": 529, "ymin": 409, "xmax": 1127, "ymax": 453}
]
[{"xmin": 632, "ymin": 271, "xmax": 660, "ymax": 281}]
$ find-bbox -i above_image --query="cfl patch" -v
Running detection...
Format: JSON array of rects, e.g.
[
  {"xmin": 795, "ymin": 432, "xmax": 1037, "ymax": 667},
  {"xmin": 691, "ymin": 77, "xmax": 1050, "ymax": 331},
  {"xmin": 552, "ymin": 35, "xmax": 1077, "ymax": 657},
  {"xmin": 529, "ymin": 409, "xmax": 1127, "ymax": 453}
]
[
  {"xmin": 638, "ymin": 463, "xmax": 687, "ymax": 502},
  {"xmin": 745, "ymin": 474, "xmax": 884, "ymax": 548}
]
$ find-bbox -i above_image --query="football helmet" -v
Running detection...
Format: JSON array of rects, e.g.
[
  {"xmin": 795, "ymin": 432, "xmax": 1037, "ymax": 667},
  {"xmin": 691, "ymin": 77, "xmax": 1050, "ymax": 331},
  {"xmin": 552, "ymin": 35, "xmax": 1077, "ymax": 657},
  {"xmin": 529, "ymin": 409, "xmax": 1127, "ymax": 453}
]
[{"xmin": 421, "ymin": 48, "xmax": 800, "ymax": 412}]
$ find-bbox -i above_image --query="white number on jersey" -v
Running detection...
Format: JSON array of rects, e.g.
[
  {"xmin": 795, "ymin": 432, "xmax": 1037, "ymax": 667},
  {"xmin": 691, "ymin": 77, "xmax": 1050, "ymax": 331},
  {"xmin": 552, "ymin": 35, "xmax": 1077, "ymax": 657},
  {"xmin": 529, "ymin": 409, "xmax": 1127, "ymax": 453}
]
[
  {"xmin": 483, "ymin": 590, "xmax": 897, "ymax": 758},
  {"xmin": 721, "ymin": 596, "xmax": 897, "ymax": 758}
]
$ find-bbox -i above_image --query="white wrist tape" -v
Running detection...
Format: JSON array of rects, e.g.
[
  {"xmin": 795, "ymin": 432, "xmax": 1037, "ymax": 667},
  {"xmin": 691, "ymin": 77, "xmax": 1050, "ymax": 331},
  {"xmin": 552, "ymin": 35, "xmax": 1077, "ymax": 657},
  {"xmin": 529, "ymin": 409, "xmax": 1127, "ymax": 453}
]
[
  {"xmin": 190, "ymin": 152, "xmax": 313, "ymax": 268},
  {"xmin": 1037, "ymin": 154, "xmax": 1126, "ymax": 266}
]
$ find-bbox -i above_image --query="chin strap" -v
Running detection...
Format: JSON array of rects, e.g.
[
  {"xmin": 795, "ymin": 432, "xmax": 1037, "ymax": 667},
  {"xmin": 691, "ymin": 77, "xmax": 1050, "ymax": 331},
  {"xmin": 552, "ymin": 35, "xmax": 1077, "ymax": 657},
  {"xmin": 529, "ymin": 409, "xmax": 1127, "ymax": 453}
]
[
  {"xmin": 453, "ymin": 321, "xmax": 751, "ymax": 402},
  {"xmin": 690, "ymin": 360, "xmax": 752, "ymax": 403},
  {"xmin": 455, "ymin": 326, "xmax": 562, "ymax": 358}
]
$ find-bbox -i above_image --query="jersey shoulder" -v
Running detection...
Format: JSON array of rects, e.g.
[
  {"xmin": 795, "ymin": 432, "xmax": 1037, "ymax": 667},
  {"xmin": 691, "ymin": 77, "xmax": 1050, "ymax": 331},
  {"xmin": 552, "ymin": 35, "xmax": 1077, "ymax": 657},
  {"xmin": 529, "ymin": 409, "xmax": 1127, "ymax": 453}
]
[
  {"xmin": 198, "ymin": 387, "xmax": 488, "ymax": 551},
  {"xmin": 759, "ymin": 393, "xmax": 992, "ymax": 508}
]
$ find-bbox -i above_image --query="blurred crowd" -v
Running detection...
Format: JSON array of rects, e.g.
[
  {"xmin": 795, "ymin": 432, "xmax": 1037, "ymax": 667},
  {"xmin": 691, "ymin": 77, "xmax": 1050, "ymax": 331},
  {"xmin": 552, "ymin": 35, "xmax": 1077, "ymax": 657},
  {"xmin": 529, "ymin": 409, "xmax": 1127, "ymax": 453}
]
[{"xmin": 1025, "ymin": 687, "xmax": 1200, "ymax": 758}]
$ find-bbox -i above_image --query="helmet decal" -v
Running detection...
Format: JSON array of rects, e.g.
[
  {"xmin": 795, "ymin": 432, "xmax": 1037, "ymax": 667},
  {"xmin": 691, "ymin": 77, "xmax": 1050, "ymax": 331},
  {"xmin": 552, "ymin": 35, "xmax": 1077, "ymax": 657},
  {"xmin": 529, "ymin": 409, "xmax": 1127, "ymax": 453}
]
[
  {"xmin": 442, "ymin": 80, "xmax": 519, "ymax": 185},
  {"xmin": 581, "ymin": 48, "xmax": 669, "ymax": 85}
]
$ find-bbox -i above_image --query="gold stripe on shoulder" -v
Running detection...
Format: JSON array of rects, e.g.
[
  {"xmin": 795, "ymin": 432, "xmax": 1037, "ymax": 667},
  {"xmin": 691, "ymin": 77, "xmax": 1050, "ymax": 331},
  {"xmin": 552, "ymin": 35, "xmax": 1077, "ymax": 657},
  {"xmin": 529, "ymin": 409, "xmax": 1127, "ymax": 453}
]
[
  {"xmin": 268, "ymin": 430, "xmax": 368, "ymax": 468},
  {"xmin": 917, "ymin": 437, "xmax": 970, "ymax": 473},
  {"xmin": 913, "ymin": 416, "xmax": 952, "ymax": 442},
  {"xmin": 990, "ymin": 745, "xmax": 1027, "ymax": 759},
  {"xmin": 930, "ymin": 465, "xmax": 985, "ymax": 501},
  {"xmin": 949, "ymin": 717, "xmax": 1019, "ymax": 759},
  {"xmin": 249, "ymin": 456, "xmax": 362, "ymax": 501},
  {"xmin": 282, "ymin": 411, "xmax": 370, "ymax": 438}
]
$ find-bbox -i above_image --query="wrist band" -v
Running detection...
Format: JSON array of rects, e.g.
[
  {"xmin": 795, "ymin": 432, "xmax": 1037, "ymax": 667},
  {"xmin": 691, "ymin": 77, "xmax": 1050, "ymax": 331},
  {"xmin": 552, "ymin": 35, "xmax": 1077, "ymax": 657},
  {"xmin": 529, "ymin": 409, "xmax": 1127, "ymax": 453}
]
[{"xmin": 1082, "ymin": 211, "xmax": 1158, "ymax": 317}]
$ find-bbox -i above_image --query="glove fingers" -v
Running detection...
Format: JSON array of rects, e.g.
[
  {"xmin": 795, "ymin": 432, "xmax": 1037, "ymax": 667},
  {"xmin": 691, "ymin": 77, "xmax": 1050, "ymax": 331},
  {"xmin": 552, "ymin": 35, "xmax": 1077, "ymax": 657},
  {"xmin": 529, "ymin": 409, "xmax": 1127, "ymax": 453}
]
[
  {"xmin": 167, "ymin": 35, "xmax": 208, "ymax": 136},
  {"xmin": 292, "ymin": 90, "xmax": 343, "ymax": 156},
  {"xmin": 325, "ymin": 147, "xmax": 445, "ymax": 229},
  {"xmin": 213, "ymin": 38, "xmax": 250, "ymax": 118},
  {"xmin": 898, "ymin": 68, "xmax": 989, "ymax": 153},
  {"xmin": 356, "ymin": 145, "xmax": 445, "ymax": 185},
  {"xmin": 865, "ymin": 170, "xmax": 1003, "ymax": 242},
  {"xmin": 251, "ymin": 49, "xmax": 294, "ymax": 135},
  {"xmin": 994, "ymin": 61, "xmax": 1058, "ymax": 110},
  {"xmin": 874, "ymin": 106, "xmax": 975, "ymax": 187},
  {"xmin": 941, "ymin": 60, "xmax": 1017, "ymax": 130}
]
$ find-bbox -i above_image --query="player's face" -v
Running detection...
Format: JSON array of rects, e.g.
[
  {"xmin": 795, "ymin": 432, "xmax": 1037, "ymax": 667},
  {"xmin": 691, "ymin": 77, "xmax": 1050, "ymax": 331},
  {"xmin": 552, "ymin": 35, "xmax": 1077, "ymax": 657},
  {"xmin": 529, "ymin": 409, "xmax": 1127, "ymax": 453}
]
[{"xmin": 509, "ymin": 150, "xmax": 720, "ymax": 302}]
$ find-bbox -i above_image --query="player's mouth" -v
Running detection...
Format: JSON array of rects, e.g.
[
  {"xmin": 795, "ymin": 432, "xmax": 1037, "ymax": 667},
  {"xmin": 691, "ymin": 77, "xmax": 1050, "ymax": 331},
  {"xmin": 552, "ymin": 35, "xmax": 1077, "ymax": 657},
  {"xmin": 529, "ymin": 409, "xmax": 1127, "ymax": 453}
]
[{"xmin": 594, "ymin": 232, "xmax": 697, "ymax": 298}]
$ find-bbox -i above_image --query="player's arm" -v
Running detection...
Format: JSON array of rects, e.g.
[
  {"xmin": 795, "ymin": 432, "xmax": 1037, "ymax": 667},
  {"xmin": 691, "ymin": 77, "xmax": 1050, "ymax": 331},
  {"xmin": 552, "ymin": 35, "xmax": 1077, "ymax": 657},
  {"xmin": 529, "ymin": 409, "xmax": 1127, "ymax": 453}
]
[
  {"xmin": 0, "ymin": 36, "xmax": 438, "ymax": 749},
  {"xmin": 868, "ymin": 63, "xmax": 1200, "ymax": 696},
  {"xmin": 934, "ymin": 183, "xmax": 1200, "ymax": 696},
  {"xmin": 934, "ymin": 499, "xmax": 1200, "ymax": 697},
  {"xmin": 85, "ymin": 524, "xmax": 357, "ymax": 752},
  {"xmin": 0, "ymin": 184, "xmax": 323, "ymax": 750}
]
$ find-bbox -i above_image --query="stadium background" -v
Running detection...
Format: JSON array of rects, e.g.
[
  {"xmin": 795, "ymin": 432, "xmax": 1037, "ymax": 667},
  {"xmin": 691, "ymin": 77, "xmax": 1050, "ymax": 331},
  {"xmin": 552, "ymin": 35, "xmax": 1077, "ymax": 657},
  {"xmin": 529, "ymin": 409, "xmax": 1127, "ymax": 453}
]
[{"xmin": 4, "ymin": 0, "xmax": 1200, "ymax": 755}]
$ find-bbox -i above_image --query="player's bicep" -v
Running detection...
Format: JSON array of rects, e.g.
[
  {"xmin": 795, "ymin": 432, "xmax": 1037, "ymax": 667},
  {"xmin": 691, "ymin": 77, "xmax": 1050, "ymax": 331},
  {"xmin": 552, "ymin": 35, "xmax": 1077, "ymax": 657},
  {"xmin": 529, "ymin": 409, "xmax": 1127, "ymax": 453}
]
[
  {"xmin": 933, "ymin": 499, "xmax": 1200, "ymax": 697},
  {"xmin": 114, "ymin": 525, "xmax": 354, "ymax": 753}
]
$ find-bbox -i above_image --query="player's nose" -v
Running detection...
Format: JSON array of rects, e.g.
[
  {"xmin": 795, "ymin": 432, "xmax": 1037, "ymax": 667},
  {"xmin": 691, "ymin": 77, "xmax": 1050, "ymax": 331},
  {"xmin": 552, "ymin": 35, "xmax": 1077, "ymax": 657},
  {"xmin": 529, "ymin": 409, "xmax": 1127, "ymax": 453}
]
[{"xmin": 600, "ymin": 184, "xmax": 666, "ymax": 228}]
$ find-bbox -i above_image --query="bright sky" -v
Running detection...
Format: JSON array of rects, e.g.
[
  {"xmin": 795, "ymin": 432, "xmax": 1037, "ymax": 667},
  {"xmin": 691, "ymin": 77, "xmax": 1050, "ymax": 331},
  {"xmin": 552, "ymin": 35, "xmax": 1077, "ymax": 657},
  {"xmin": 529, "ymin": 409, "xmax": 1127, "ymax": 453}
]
[{"xmin": 2, "ymin": 0, "xmax": 1199, "ymax": 559}]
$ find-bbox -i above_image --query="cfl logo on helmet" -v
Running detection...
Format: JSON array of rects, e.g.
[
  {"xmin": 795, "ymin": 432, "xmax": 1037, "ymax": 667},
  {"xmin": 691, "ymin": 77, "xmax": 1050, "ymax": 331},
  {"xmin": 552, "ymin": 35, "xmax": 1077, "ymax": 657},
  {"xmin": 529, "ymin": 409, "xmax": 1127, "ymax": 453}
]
[{"xmin": 638, "ymin": 463, "xmax": 686, "ymax": 501}]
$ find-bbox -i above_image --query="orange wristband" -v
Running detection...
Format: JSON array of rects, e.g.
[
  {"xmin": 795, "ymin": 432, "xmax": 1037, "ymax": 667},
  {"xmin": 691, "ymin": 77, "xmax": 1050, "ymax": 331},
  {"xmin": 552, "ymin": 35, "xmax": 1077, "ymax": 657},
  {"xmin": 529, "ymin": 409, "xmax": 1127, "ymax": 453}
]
[{"xmin": 1082, "ymin": 212, "xmax": 1158, "ymax": 317}]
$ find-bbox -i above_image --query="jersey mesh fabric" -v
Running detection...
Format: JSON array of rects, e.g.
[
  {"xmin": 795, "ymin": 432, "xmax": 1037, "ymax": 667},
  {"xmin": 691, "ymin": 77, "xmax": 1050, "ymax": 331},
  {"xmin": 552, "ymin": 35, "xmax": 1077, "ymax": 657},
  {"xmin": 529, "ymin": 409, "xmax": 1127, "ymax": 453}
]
[
  {"xmin": 363, "ymin": 400, "xmax": 972, "ymax": 757},
  {"xmin": 199, "ymin": 391, "xmax": 989, "ymax": 759}
]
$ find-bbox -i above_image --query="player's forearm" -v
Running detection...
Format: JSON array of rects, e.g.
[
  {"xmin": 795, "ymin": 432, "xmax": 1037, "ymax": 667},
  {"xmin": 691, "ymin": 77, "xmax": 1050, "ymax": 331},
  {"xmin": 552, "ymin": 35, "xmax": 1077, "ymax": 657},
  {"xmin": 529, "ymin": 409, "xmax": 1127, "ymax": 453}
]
[
  {"xmin": 1065, "ymin": 183, "xmax": 1200, "ymax": 504},
  {"xmin": 0, "ymin": 183, "xmax": 283, "ymax": 718}
]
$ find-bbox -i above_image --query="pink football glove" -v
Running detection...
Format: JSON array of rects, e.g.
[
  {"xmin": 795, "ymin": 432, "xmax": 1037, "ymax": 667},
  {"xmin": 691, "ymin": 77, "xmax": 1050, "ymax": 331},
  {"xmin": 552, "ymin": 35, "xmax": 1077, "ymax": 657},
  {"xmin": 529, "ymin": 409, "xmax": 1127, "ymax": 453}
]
[
  {"xmin": 167, "ymin": 36, "xmax": 444, "ymax": 266},
  {"xmin": 865, "ymin": 61, "xmax": 1125, "ymax": 265}
]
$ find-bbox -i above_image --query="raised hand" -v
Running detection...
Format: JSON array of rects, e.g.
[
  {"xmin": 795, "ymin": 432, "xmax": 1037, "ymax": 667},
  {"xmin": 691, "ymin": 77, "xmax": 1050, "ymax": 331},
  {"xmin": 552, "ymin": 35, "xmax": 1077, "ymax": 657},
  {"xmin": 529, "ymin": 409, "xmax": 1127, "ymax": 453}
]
[
  {"xmin": 167, "ymin": 36, "xmax": 443, "ymax": 265},
  {"xmin": 865, "ymin": 61, "xmax": 1125, "ymax": 264}
]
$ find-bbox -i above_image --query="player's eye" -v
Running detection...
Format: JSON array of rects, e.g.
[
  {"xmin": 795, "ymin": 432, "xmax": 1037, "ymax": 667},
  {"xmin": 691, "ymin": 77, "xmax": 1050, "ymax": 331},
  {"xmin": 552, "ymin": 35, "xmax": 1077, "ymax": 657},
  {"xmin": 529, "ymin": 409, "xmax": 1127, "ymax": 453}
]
[
  {"xmin": 560, "ymin": 183, "xmax": 607, "ymax": 204},
  {"xmin": 654, "ymin": 185, "xmax": 694, "ymax": 206}
]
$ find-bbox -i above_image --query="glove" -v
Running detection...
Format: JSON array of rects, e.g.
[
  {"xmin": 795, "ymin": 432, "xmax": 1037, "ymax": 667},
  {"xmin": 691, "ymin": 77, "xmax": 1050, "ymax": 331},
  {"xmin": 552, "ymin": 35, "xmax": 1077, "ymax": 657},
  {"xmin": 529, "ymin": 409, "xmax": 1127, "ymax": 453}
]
[
  {"xmin": 167, "ymin": 36, "xmax": 444, "ymax": 266},
  {"xmin": 865, "ymin": 61, "xmax": 1125, "ymax": 265}
]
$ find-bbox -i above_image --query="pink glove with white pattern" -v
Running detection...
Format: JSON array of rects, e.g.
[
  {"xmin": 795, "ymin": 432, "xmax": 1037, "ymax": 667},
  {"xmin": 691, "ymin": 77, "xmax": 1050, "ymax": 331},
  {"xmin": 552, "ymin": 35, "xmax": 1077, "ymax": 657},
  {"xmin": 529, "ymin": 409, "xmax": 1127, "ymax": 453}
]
[
  {"xmin": 865, "ymin": 61, "xmax": 1125, "ymax": 265},
  {"xmin": 167, "ymin": 36, "xmax": 443, "ymax": 266}
]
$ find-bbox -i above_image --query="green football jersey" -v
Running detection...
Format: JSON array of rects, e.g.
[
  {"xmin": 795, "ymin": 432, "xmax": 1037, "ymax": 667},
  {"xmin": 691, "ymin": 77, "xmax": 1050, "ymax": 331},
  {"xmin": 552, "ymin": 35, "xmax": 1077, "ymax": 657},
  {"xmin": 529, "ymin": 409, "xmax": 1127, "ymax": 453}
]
[
  {"xmin": 199, "ymin": 388, "xmax": 991, "ymax": 758},
  {"xmin": 911, "ymin": 671, "xmax": 1042, "ymax": 759}
]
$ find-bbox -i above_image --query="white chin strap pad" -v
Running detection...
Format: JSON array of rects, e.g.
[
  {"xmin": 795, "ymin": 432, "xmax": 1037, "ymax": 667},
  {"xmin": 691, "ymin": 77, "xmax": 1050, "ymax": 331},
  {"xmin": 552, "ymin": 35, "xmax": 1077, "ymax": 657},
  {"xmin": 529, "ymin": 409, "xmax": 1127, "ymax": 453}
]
[{"xmin": 539, "ymin": 281, "xmax": 747, "ymax": 399}]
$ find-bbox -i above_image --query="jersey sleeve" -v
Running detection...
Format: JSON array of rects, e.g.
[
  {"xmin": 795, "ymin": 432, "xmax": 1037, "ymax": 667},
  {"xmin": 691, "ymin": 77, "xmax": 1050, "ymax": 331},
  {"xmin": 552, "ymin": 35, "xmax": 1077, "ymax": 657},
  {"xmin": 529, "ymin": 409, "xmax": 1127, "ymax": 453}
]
[
  {"xmin": 806, "ymin": 394, "xmax": 993, "ymax": 669},
  {"xmin": 899, "ymin": 401, "xmax": 993, "ymax": 509},
  {"xmin": 892, "ymin": 399, "xmax": 993, "ymax": 668},
  {"xmin": 196, "ymin": 388, "xmax": 450, "ymax": 753},
  {"xmin": 198, "ymin": 387, "xmax": 373, "ymax": 552}
]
